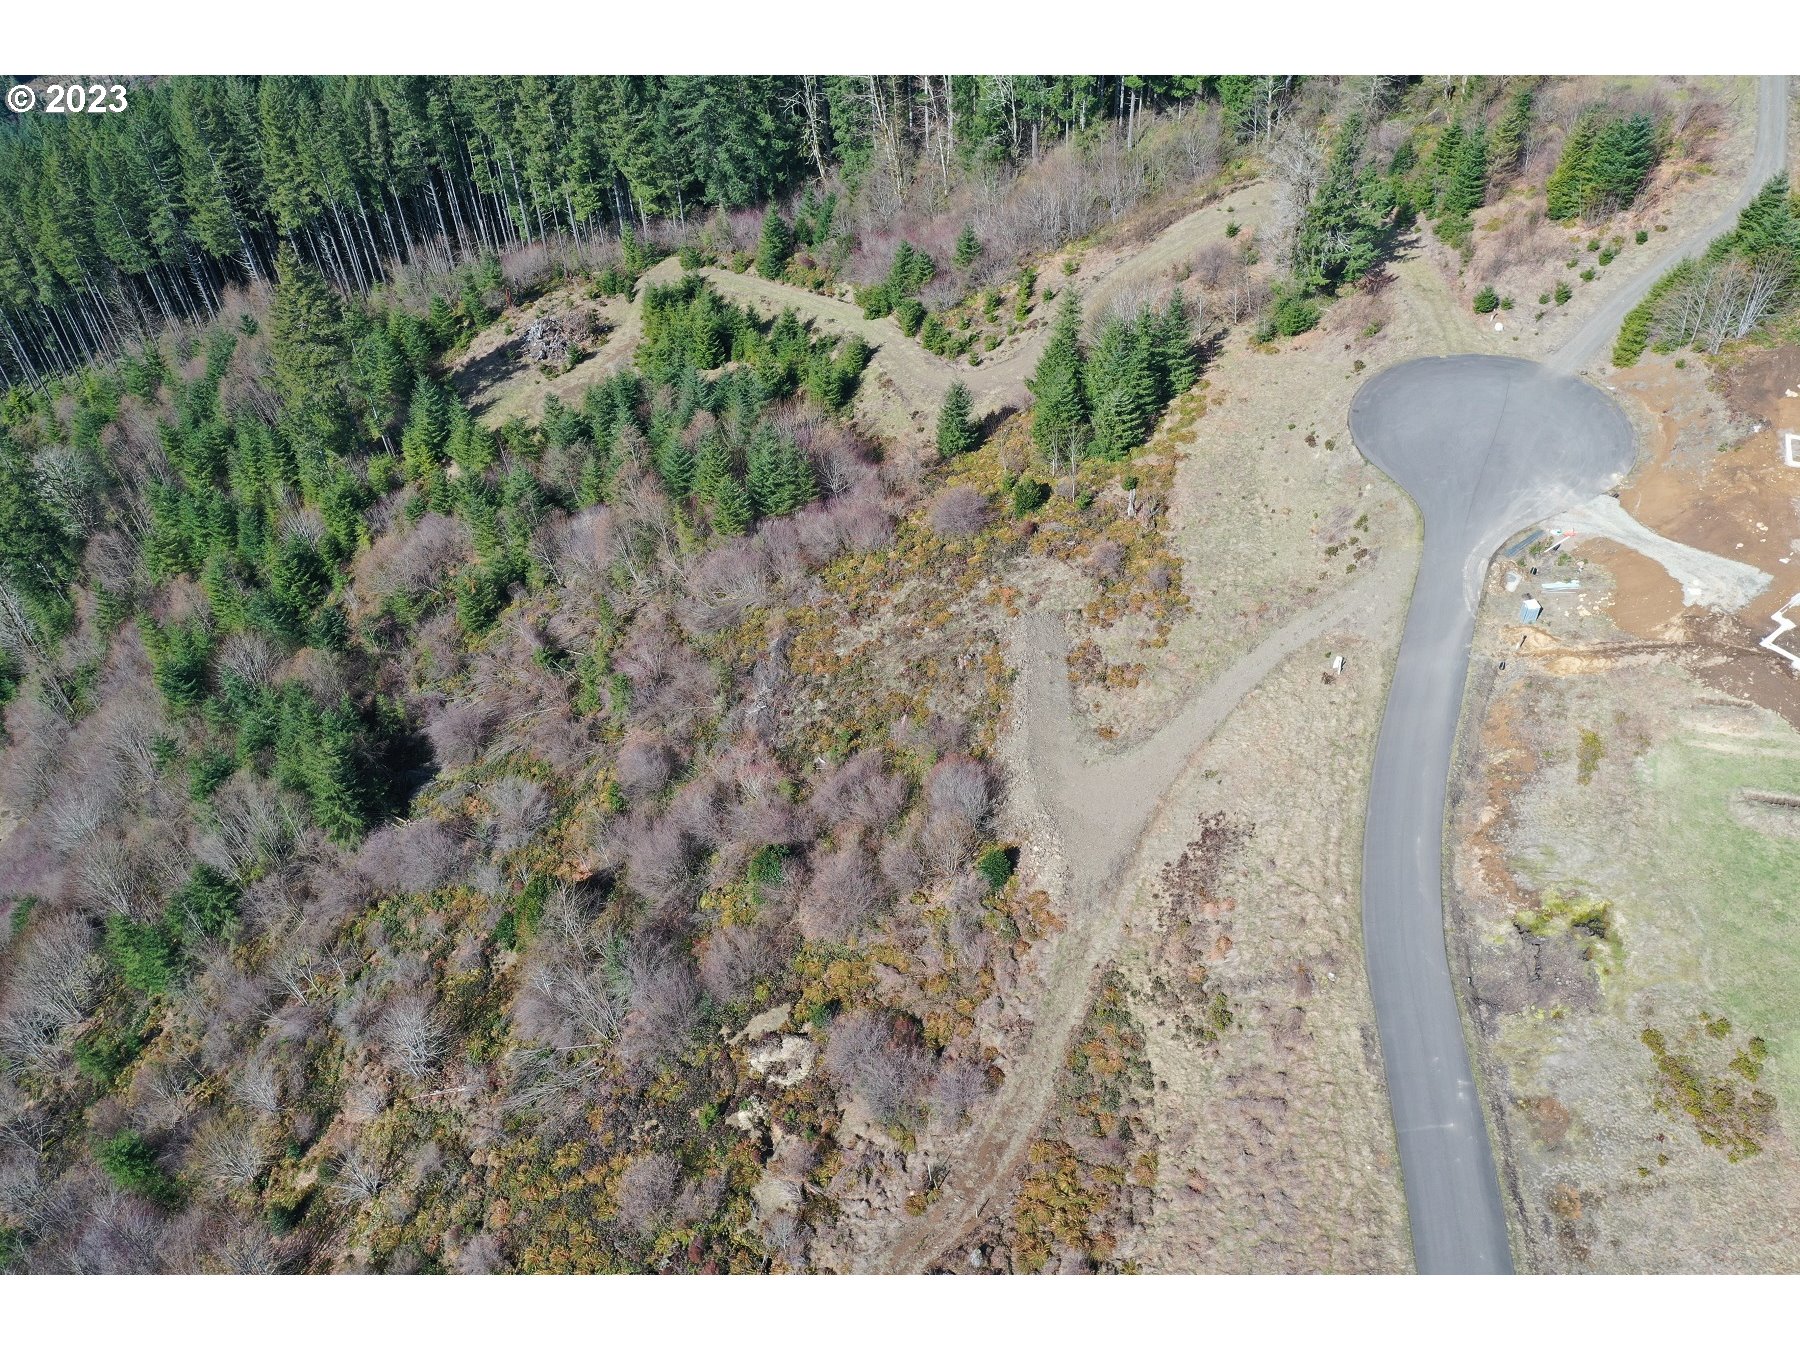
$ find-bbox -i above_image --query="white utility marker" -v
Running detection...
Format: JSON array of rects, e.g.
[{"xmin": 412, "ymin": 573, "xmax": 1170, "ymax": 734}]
[{"xmin": 1761, "ymin": 593, "xmax": 1800, "ymax": 672}]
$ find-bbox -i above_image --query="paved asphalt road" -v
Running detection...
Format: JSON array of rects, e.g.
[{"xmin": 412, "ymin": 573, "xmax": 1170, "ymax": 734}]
[
  {"xmin": 1349, "ymin": 359, "xmax": 1632, "ymax": 1274},
  {"xmin": 1346, "ymin": 75, "xmax": 1788, "ymax": 1275}
]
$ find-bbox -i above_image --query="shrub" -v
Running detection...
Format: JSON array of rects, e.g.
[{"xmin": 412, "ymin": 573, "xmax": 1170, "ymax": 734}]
[
  {"xmin": 1472, "ymin": 286, "xmax": 1500, "ymax": 314},
  {"xmin": 1554, "ymin": 281, "xmax": 1573, "ymax": 305},
  {"xmin": 975, "ymin": 846, "xmax": 1015, "ymax": 891},
  {"xmin": 1636, "ymin": 229, "xmax": 1649, "ymax": 244},
  {"xmin": 926, "ymin": 756, "xmax": 991, "ymax": 825},
  {"xmin": 855, "ymin": 283, "xmax": 893, "ymax": 318},
  {"xmin": 1010, "ymin": 478, "xmax": 1051, "ymax": 516},
  {"xmin": 927, "ymin": 485, "xmax": 988, "ymax": 538},
  {"xmin": 1580, "ymin": 267, "xmax": 1596, "ymax": 282},
  {"xmin": 1270, "ymin": 293, "xmax": 1320, "ymax": 337},
  {"xmin": 95, "ymin": 1130, "xmax": 180, "ymax": 1206},
  {"xmin": 616, "ymin": 1153, "xmax": 682, "ymax": 1237},
  {"xmin": 823, "ymin": 1009, "xmax": 930, "ymax": 1123}
]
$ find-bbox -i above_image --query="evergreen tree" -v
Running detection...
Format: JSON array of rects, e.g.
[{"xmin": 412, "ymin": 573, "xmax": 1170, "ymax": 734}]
[
  {"xmin": 695, "ymin": 433, "xmax": 751, "ymax": 534},
  {"xmin": 1086, "ymin": 317, "xmax": 1158, "ymax": 460},
  {"xmin": 1029, "ymin": 289, "xmax": 1087, "ymax": 459},
  {"xmin": 0, "ymin": 430, "xmax": 78, "ymax": 634},
  {"xmin": 1546, "ymin": 113, "xmax": 1600, "ymax": 221},
  {"xmin": 1438, "ymin": 124, "xmax": 1488, "ymax": 231},
  {"xmin": 937, "ymin": 381, "xmax": 978, "ymax": 456},
  {"xmin": 773, "ymin": 439, "xmax": 817, "ymax": 513},
  {"xmin": 1488, "ymin": 86, "xmax": 1535, "ymax": 180},
  {"xmin": 1586, "ymin": 115, "xmax": 1657, "ymax": 216},
  {"xmin": 1155, "ymin": 293, "xmax": 1199, "ymax": 396},
  {"xmin": 349, "ymin": 324, "xmax": 412, "ymax": 445},
  {"xmin": 268, "ymin": 246, "xmax": 350, "ymax": 464},
  {"xmin": 1294, "ymin": 114, "xmax": 1391, "ymax": 289},
  {"xmin": 746, "ymin": 424, "xmax": 784, "ymax": 516},
  {"xmin": 656, "ymin": 433, "xmax": 696, "ymax": 499},
  {"xmin": 400, "ymin": 380, "xmax": 453, "ymax": 482},
  {"xmin": 1428, "ymin": 121, "xmax": 1465, "ymax": 204},
  {"xmin": 755, "ymin": 208, "xmax": 793, "ymax": 280},
  {"xmin": 1733, "ymin": 174, "xmax": 1800, "ymax": 261},
  {"xmin": 887, "ymin": 241, "xmax": 936, "ymax": 297},
  {"xmin": 954, "ymin": 222, "xmax": 983, "ymax": 269}
]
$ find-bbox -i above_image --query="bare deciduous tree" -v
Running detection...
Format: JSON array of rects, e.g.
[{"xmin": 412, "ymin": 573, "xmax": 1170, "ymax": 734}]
[
  {"xmin": 925, "ymin": 756, "xmax": 991, "ymax": 827},
  {"xmin": 377, "ymin": 992, "xmax": 445, "ymax": 1082},
  {"xmin": 797, "ymin": 844, "xmax": 885, "ymax": 945},
  {"xmin": 616, "ymin": 731, "xmax": 675, "ymax": 800},
  {"xmin": 485, "ymin": 777, "xmax": 551, "ymax": 854},
  {"xmin": 822, "ymin": 1009, "xmax": 931, "ymax": 1123}
]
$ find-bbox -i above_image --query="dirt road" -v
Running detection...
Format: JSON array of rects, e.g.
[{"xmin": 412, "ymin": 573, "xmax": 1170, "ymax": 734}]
[
  {"xmin": 469, "ymin": 183, "xmax": 1269, "ymax": 438},
  {"xmin": 1546, "ymin": 75, "xmax": 1792, "ymax": 378},
  {"xmin": 872, "ymin": 555, "xmax": 1411, "ymax": 1272}
]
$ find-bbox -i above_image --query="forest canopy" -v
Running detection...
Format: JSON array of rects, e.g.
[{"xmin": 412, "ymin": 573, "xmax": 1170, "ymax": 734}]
[{"xmin": 0, "ymin": 75, "xmax": 1267, "ymax": 386}]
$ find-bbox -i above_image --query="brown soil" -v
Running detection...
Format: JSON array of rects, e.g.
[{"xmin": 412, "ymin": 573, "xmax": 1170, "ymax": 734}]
[{"xmin": 1573, "ymin": 348, "xmax": 1800, "ymax": 727}]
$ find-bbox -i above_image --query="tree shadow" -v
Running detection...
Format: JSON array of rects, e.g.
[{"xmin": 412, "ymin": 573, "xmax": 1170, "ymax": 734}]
[
  {"xmin": 451, "ymin": 336, "xmax": 527, "ymax": 412},
  {"xmin": 978, "ymin": 404, "xmax": 1018, "ymax": 439}
]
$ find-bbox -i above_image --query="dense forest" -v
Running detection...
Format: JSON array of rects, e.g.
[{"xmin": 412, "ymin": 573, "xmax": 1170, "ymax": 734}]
[{"xmin": 0, "ymin": 75, "xmax": 1295, "ymax": 385}]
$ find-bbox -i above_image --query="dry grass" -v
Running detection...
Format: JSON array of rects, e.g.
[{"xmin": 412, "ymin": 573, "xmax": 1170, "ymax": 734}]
[{"xmin": 1118, "ymin": 606, "xmax": 1411, "ymax": 1273}]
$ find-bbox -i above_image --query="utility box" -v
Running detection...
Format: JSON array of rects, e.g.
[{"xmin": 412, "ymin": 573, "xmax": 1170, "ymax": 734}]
[{"xmin": 1519, "ymin": 596, "xmax": 1543, "ymax": 624}]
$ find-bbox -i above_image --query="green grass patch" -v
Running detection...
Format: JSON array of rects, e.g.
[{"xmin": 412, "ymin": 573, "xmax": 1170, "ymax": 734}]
[{"xmin": 1636, "ymin": 735, "xmax": 1800, "ymax": 1094}]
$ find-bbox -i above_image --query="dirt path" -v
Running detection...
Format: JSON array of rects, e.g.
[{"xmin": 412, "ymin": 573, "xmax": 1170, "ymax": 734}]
[
  {"xmin": 467, "ymin": 181, "xmax": 1270, "ymax": 439},
  {"xmin": 871, "ymin": 554, "xmax": 1411, "ymax": 1272},
  {"xmin": 705, "ymin": 183, "xmax": 1268, "ymax": 438}
]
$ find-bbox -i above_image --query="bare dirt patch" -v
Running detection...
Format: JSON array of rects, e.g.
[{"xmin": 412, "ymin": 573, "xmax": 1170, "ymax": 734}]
[
  {"xmin": 1566, "ymin": 348, "xmax": 1800, "ymax": 726},
  {"xmin": 447, "ymin": 288, "xmax": 630, "ymax": 425}
]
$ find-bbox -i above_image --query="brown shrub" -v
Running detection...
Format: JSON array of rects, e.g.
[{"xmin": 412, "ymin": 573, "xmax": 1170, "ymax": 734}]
[
  {"xmin": 797, "ymin": 844, "xmax": 884, "ymax": 945},
  {"xmin": 928, "ymin": 485, "xmax": 989, "ymax": 538},
  {"xmin": 822, "ymin": 1009, "xmax": 931, "ymax": 1123},
  {"xmin": 697, "ymin": 920, "xmax": 792, "ymax": 1006},
  {"xmin": 809, "ymin": 750, "xmax": 909, "ymax": 835},
  {"xmin": 925, "ymin": 755, "xmax": 990, "ymax": 826},
  {"xmin": 615, "ymin": 1153, "xmax": 681, "ymax": 1237},
  {"xmin": 616, "ymin": 731, "xmax": 675, "ymax": 800},
  {"xmin": 426, "ymin": 699, "xmax": 499, "ymax": 770},
  {"xmin": 356, "ymin": 512, "xmax": 472, "ymax": 604},
  {"xmin": 485, "ymin": 777, "xmax": 552, "ymax": 854},
  {"xmin": 353, "ymin": 818, "xmax": 467, "ymax": 896}
]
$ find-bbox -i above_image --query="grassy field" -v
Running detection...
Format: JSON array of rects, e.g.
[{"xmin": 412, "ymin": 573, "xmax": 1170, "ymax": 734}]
[
  {"xmin": 1640, "ymin": 734, "xmax": 1800, "ymax": 1096},
  {"xmin": 1453, "ymin": 632, "xmax": 1800, "ymax": 1270}
]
